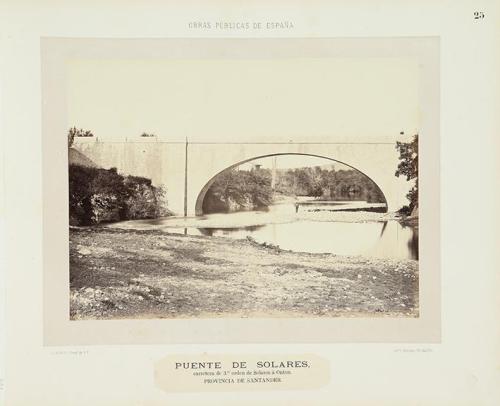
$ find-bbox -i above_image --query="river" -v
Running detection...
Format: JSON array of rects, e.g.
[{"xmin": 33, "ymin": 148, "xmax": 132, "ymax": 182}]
[{"xmin": 106, "ymin": 202, "xmax": 418, "ymax": 260}]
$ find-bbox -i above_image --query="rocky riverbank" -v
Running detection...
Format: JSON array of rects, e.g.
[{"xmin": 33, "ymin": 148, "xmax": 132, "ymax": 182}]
[{"xmin": 69, "ymin": 227, "xmax": 419, "ymax": 320}]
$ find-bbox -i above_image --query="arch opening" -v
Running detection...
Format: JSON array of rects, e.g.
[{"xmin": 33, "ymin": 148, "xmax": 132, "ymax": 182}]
[{"xmin": 194, "ymin": 153, "xmax": 388, "ymax": 216}]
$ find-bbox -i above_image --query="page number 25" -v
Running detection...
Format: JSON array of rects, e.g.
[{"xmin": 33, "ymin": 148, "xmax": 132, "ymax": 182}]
[{"xmin": 474, "ymin": 11, "xmax": 485, "ymax": 20}]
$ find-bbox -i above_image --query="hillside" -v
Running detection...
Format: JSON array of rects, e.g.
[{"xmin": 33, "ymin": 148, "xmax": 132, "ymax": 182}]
[{"xmin": 68, "ymin": 147, "xmax": 98, "ymax": 168}]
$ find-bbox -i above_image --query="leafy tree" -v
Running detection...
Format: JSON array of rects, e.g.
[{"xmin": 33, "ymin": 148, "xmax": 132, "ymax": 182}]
[
  {"xmin": 309, "ymin": 183, "xmax": 323, "ymax": 198},
  {"xmin": 274, "ymin": 166, "xmax": 385, "ymax": 203},
  {"xmin": 203, "ymin": 168, "xmax": 273, "ymax": 213},
  {"xmin": 68, "ymin": 130, "xmax": 75, "ymax": 148},
  {"xmin": 395, "ymin": 134, "xmax": 418, "ymax": 213},
  {"xmin": 68, "ymin": 127, "xmax": 94, "ymax": 148}
]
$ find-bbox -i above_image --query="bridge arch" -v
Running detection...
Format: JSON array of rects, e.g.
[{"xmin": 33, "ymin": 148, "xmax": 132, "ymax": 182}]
[{"xmin": 194, "ymin": 153, "xmax": 388, "ymax": 216}]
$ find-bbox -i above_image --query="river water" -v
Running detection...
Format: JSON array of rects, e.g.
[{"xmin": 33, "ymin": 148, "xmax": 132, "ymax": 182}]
[{"xmin": 108, "ymin": 202, "xmax": 418, "ymax": 260}]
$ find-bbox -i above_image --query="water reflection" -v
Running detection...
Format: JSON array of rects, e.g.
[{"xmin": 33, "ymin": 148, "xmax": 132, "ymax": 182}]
[
  {"xmin": 173, "ymin": 219, "xmax": 417, "ymax": 260},
  {"xmin": 198, "ymin": 224, "xmax": 264, "ymax": 236},
  {"xmin": 405, "ymin": 224, "xmax": 419, "ymax": 260},
  {"xmin": 107, "ymin": 202, "xmax": 418, "ymax": 260}
]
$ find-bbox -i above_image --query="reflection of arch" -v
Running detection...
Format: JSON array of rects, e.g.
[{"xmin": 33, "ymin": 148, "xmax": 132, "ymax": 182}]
[{"xmin": 194, "ymin": 153, "xmax": 388, "ymax": 216}]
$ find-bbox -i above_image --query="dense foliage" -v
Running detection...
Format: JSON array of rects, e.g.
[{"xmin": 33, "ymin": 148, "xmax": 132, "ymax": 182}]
[
  {"xmin": 395, "ymin": 134, "xmax": 418, "ymax": 214},
  {"xmin": 68, "ymin": 127, "xmax": 94, "ymax": 148},
  {"xmin": 69, "ymin": 164, "xmax": 169, "ymax": 226},
  {"xmin": 203, "ymin": 165, "xmax": 386, "ymax": 214},
  {"xmin": 275, "ymin": 167, "xmax": 386, "ymax": 203},
  {"xmin": 202, "ymin": 169, "xmax": 273, "ymax": 213}
]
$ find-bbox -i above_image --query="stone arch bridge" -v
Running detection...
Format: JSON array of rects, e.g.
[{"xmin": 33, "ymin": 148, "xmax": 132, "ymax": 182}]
[{"xmin": 73, "ymin": 137, "xmax": 412, "ymax": 216}]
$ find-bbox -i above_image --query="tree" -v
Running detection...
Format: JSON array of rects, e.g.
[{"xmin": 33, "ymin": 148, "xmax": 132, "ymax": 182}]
[
  {"xmin": 202, "ymin": 168, "xmax": 273, "ymax": 213},
  {"xmin": 395, "ymin": 134, "xmax": 418, "ymax": 213},
  {"xmin": 68, "ymin": 130, "xmax": 75, "ymax": 148},
  {"xmin": 68, "ymin": 127, "xmax": 94, "ymax": 148}
]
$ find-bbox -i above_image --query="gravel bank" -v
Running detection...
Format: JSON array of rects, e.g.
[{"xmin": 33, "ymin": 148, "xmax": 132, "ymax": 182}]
[{"xmin": 70, "ymin": 227, "xmax": 419, "ymax": 320}]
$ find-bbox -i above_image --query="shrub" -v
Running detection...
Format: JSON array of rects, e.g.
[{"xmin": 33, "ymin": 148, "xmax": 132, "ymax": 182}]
[
  {"xmin": 398, "ymin": 205, "xmax": 412, "ymax": 216},
  {"xmin": 69, "ymin": 164, "xmax": 169, "ymax": 225}
]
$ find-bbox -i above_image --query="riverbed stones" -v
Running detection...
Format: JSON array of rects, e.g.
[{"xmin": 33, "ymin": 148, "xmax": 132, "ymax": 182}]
[{"xmin": 69, "ymin": 228, "xmax": 418, "ymax": 320}]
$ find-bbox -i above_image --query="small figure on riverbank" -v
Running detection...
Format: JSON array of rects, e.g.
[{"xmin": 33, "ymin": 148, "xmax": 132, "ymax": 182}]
[{"xmin": 295, "ymin": 203, "xmax": 299, "ymax": 213}]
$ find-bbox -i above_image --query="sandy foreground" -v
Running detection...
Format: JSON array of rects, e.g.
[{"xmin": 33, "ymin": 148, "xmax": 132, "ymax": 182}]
[{"xmin": 69, "ymin": 227, "xmax": 419, "ymax": 320}]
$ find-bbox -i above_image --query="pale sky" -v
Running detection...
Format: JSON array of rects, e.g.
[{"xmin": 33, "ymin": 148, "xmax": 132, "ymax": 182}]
[
  {"xmin": 67, "ymin": 57, "xmax": 419, "ymax": 141},
  {"xmin": 237, "ymin": 155, "xmax": 338, "ymax": 170}
]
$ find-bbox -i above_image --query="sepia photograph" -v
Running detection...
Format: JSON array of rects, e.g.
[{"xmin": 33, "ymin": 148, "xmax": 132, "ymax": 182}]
[
  {"xmin": 4, "ymin": 2, "xmax": 499, "ymax": 404},
  {"xmin": 65, "ymin": 52, "xmax": 421, "ymax": 321}
]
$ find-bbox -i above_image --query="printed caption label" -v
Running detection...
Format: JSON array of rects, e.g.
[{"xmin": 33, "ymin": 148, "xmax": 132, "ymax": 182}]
[{"xmin": 155, "ymin": 354, "xmax": 330, "ymax": 392}]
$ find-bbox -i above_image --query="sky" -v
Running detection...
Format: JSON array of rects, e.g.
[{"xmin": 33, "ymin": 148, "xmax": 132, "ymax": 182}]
[
  {"xmin": 237, "ymin": 155, "xmax": 337, "ymax": 170},
  {"xmin": 67, "ymin": 57, "xmax": 419, "ymax": 142}
]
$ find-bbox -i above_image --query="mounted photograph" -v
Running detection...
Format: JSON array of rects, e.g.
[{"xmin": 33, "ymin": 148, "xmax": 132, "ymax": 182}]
[{"xmin": 65, "ymin": 54, "xmax": 421, "ymax": 320}]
